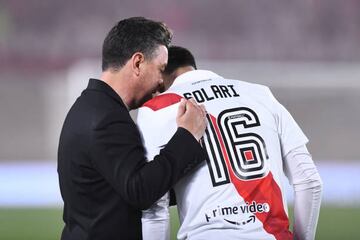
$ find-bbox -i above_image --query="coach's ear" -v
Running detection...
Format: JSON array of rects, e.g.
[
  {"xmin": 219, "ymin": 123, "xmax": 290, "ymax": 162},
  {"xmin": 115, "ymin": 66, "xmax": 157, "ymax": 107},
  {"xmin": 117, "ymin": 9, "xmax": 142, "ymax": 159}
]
[{"xmin": 131, "ymin": 52, "xmax": 145, "ymax": 77}]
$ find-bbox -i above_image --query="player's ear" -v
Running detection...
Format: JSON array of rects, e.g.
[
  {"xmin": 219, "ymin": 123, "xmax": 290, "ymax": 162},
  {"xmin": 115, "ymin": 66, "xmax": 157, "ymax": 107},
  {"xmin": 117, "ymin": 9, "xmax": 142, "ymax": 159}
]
[{"xmin": 131, "ymin": 52, "xmax": 145, "ymax": 77}]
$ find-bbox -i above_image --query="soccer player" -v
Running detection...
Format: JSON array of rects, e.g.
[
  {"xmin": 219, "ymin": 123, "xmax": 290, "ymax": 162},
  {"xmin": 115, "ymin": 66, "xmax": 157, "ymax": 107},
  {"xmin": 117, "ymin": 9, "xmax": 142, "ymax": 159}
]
[{"xmin": 138, "ymin": 46, "xmax": 323, "ymax": 240}]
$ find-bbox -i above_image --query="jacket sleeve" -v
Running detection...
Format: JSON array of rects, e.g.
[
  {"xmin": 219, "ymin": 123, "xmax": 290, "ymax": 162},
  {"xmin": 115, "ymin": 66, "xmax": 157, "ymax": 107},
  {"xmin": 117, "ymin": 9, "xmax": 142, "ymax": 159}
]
[{"xmin": 89, "ymin": 110, "xmax": 205, "ymax": 210}]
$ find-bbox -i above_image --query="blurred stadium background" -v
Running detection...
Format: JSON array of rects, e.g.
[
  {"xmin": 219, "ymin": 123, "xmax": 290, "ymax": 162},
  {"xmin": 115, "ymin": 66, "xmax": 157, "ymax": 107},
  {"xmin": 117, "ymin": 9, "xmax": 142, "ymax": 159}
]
[{"xmin": 0, "ymin": 0, "xmax": 359, "ymax": 239}]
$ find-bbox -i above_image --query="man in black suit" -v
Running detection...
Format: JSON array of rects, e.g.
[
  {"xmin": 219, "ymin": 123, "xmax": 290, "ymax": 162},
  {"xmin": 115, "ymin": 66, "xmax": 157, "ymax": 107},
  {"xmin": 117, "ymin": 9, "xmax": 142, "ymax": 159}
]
[{"xmin": 57, "ymin": 17, "xmax": 207, "ymax": 240}]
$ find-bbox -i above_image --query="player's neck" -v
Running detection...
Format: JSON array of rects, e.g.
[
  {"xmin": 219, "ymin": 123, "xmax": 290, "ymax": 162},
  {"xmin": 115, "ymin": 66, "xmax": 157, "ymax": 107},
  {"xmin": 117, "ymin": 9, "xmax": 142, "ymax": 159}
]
[{"xmin": 173, "ymin": 66, "xmax": 195, "ymax": 79}]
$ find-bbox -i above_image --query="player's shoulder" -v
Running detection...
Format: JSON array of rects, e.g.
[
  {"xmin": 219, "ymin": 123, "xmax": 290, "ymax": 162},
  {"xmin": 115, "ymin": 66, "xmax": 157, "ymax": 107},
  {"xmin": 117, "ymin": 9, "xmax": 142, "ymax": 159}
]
[
  {"xmin": 140, "ymin": 92, "xmax": 183, "ymax": 112},
  {"xmin": 227, "ymin": 78, "xmax": 273, "ymax": 97}
]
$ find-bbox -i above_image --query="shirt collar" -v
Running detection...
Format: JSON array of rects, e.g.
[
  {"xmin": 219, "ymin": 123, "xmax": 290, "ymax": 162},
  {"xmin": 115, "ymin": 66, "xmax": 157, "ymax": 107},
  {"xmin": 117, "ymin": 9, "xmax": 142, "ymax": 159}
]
[
  {"xmin": 169, "ymin": 70, "xmax": 223, "ymax": 90},
  {"xmin": 86, "ymin": 78, "xmax": 129, "ymax": 111}
]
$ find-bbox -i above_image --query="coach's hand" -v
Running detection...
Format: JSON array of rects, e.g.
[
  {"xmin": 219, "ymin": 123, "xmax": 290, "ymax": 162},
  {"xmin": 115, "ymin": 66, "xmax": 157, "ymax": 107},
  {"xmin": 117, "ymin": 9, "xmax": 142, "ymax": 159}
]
[{"xmin": 176, "ymin": 98, "xmax": 207, "ymax": 141}]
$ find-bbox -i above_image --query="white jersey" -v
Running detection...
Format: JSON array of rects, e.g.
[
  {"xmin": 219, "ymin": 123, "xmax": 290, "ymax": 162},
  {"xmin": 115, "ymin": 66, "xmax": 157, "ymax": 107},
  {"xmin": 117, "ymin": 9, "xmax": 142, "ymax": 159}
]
[{"xmin": 138, "ymin": 70, "xmax": 312, "ymax": 240}]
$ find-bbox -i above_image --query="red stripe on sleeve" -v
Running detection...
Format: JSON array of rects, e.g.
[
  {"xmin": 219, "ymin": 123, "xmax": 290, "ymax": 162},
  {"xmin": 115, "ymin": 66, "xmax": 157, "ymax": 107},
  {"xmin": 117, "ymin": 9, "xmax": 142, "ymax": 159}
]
[{"xmin": 142, "ymin": 93, "xmax": 183, "ymax": 111}]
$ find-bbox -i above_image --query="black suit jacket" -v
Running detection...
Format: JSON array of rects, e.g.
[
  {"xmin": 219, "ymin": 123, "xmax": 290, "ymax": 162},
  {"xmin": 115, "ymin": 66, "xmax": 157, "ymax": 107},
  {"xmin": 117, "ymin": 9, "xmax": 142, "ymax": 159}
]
[{"xmin": 58, "ymin": 79, "xmax": 205, "ymax": 240}]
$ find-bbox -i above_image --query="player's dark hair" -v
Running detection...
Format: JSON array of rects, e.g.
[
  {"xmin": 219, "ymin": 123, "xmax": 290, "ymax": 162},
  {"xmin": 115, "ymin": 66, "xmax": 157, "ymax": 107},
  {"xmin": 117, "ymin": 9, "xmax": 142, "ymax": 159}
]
[
  {"xmin": 102, "ymin": 17, "xmax": 173, "ymax": 71},
  {"xmin": 164, "ymin": 46, "xmax": 197, "ymax": 75}
]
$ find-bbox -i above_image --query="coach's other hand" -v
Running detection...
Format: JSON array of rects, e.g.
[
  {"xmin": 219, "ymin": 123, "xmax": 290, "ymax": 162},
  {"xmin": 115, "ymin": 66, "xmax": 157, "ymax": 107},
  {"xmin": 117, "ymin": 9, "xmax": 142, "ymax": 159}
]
[{"xmin": 176, "ymin": 98, "xmax": 207, "ymax": 141}]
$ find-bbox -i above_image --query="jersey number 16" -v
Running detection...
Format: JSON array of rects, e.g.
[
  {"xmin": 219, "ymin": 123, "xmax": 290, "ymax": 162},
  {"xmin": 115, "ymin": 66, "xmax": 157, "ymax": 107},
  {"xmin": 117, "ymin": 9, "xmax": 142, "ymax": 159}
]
[{"xmin": 203, "ymin": 107, "xmax": 269, "ymax": 187}]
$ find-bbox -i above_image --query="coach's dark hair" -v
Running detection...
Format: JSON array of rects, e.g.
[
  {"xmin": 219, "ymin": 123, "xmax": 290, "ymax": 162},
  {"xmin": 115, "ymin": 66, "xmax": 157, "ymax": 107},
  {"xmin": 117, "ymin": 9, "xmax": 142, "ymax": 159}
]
[
  {"xmin": 164, "ymin": 46, "xmax": 197, "ymax": 75},
  {"xmin": 102, "ymin": 17, "xmax": 173, "ymax": 71}
]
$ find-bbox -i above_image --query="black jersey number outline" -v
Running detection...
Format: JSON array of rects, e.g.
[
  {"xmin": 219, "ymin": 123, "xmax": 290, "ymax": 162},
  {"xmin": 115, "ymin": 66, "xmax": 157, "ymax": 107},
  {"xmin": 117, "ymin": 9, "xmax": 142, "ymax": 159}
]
[{"xmin": 204, "ymin": 107, "xmax": 269, "ymax": 187}]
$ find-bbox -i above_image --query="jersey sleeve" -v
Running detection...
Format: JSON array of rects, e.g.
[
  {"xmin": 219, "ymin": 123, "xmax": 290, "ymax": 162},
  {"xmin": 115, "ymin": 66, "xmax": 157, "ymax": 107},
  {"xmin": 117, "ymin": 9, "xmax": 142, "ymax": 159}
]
[
  {"xmin": 283, "ymin": 145, "xmax": 323, "ymax": 240},
  {"xmin": 137, "ymin": 104, "xmax": 179, "ymax": 240},
  {"xmin": 267, "ymin": 88, "xmax": 309, "ymax": 156},
  {"xmin": 142, "ymin": 192, "xmax": 170, "ymax": 240},
  {"xmin": 137, "ymin": 104, "xmax": 180, "ymax": 158},
  {"xmin": 268, "ymin": 86, "xmax": 322, "ymax": 239},
  {"xmin": 136, "ymin": 107, "xmax": 164, "ymax": 159}
]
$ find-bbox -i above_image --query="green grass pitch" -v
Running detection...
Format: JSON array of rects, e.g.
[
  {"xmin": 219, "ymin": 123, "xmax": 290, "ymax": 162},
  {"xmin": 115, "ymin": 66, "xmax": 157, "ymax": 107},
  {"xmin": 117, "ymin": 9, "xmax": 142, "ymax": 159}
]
[{"xmin": 0, "ymin": 206, "xmax": 358, "ymax": 239}]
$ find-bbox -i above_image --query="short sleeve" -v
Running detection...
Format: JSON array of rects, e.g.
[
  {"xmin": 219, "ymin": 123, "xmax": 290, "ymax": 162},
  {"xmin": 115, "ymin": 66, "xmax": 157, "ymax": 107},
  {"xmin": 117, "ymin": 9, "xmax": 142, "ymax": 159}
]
[{"xmin": 267, "ymin": 89, "xmax": 309, "ymax": 156}]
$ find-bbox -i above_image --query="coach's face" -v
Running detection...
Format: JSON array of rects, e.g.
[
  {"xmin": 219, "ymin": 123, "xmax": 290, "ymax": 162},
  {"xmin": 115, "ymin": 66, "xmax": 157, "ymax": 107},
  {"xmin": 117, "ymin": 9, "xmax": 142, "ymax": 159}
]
[{"xmin": 135, "ymin": 45, "xmax": 168, "ymax": 107}]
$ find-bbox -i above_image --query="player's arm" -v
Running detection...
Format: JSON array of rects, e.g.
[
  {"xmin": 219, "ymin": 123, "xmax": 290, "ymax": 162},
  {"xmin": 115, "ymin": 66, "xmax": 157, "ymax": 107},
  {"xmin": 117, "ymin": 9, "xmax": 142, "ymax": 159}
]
[
  {"xmin": 142, "ymin": 192, "xmax": 170, "ymax": 240},
  {"xmin": 268, "ymin": 87, "xmax": 323, "ymax": 240},
  {"xmin": 137, "ymin": 104, "xmax": 179, "ymax": 240},
  {"xmin": 283, "ymin": 145, "xmax": 323, "ymax": 240}
]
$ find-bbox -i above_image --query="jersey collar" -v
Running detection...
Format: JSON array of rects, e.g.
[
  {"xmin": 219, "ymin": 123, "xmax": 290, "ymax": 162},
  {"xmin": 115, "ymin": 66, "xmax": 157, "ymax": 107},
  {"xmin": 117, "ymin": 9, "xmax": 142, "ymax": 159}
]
[{"xmin": 169, "ymin": 70, "xmax": 223, "ymax": 90}]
